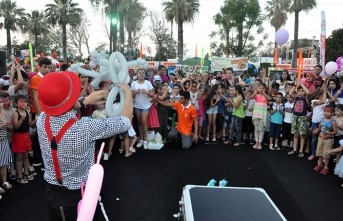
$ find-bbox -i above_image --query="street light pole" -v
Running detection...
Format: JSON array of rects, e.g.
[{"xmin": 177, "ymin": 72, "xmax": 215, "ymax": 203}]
[{"xmin": 158, "ymin": 36, "xmax": 162, "ymax": 66}]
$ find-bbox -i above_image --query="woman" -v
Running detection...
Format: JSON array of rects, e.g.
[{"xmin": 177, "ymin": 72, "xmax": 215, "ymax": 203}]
[
  {"xmin": 79, "ymin": 74, "xmax": 94, "ymax": 117},
  {"xmin": 328, "ymin": 78, "xmax": 343, "ymax": 105},
  {"xmin": 301, "ymin": 72, "xmax": 316, "ymax": 93},
  {"xmin": 225, "ymin": 68, "xmax": 236, "ymax": 86},
  {"xmin": 131, "ymin": 69, "xmax": 155, "ymax": 149},
  {"xmin": 276, "ymin": 70, "xmax": 292, "ymax": 96}
]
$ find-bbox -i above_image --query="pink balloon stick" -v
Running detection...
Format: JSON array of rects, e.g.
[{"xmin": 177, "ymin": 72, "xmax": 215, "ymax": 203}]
[
  {"xmin": 96, "ymin": 142, "xmax": 105, "ymax": 164},
  {"xmin": 80, "ymin": 181, "xmax": 84, "ymax": 198}
]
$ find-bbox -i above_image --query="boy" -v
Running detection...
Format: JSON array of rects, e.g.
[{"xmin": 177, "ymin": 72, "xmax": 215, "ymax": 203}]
[
  {"xmin": 8, "ymin": 65, "xmax": 29, "ymax": 106},
  {"xmin": 269, "ymin": 92, "xmax": 285, "ymax": 150},
  {"xmin": 313, "ymin": 105, "xmax": 337, "ymax": 175},
  {"xmin": 157, "ymin": 84, "xmax": 171, "ymax": 143},
  {"xmin": 288, "ymin": 81, "xmax": 310, "ymax": 157},
  {"xmin": 222, "ymin": 86, "xmax": 235, "ymax": 139},
  {"xmin": 282, "ymin": 94, "xmax": 295, "ymax": 150}
]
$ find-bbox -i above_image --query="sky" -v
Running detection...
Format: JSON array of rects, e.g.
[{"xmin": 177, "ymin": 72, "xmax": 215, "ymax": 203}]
[{"xmin": 1, "ymin": 0, "xmax": 343, "ymax": 58}]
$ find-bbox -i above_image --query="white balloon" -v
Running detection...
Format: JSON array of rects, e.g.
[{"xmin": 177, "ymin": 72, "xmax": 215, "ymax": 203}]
[{"xmin": 106, "ymin": 87, "xmax": 125, "ymax": 117}]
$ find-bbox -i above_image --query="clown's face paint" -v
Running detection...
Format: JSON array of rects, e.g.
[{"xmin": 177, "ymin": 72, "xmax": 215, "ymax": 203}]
[
  {"xmin": 17, "ymin": 98, "xmax": 27, "ymax": 110},
  {"xmin": 1, "ymin": 98, "xmax": 11, "ymax": 109}
]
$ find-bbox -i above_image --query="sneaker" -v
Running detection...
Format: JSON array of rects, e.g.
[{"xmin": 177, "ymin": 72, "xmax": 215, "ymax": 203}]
[
  {"xmin": 103, "ymin": 153, "xmax": 109, "ymax": 161},
  {"xmin": 9, "ymin": 171, "xmax": 17, "ymax": 180},
  {"xmin": 313, "ymin": 164, "xmax": 324, "ymax": 172},
  {"xmin": 136, "ymin": 140, "xmax": 143, "ymax": 148},
  {"xmin": 143, "ymin": 141, "xmax": 148, "ymax": 149},
  {"xmin": 320, "ymin": 167, "xmax": 329, "ymax": 175},
  {"xmin": 29, "ymin": 166, "xmax": 37, "ymax": 176},
  {"xmin": 32, "ymin": 162, "xmax": 42, "ymax": 167}
]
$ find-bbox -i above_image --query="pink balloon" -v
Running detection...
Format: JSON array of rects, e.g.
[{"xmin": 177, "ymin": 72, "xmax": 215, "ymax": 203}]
[
  {"xmin": 275, "ymin": 29, "xmax": 289, "ymax": 45},
  {"xmin": 336, "ymin": 57, "xmax": 342, "ymax": 72},
  {"xmin": 325, "ymin": 61, "xmax": 338, "ymax": 75},
  {"xmin": 301, "ymin": 78, "xmax": 307, "ymax": 84},
  {"xmin": 77, "ymin": 143, "xmax": 105, "ymax": 221}
]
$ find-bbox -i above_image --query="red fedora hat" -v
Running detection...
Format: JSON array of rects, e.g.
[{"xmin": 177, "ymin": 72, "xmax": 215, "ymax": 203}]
[{"xmin": 38, "ymin": 72, "xmax": 81, "ymax": 116}]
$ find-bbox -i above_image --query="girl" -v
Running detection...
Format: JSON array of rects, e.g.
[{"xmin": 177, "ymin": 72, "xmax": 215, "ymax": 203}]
[
  {"xmin": 197, "ymin": 87, "xmax": 205, "ymax": 140},
  {"xmin": 269, "ymin": 93, "xmax": 285, "ymax": 150},
  {"xmin": 204, "ymin": 84, "xmax": 222, "ymax": 141},
  {"xmin": 0, "ymin": 99, "xmax": 13, "ymax": 192},
  {"xmin": 224, "ymin": 85, "xmax": 245, "ymax": 146},
  {"xmin": 157, "ymin": 84, "xmax": 171, "ymax": 143},
  {"xmin": 12, "ymin": 95, "xmax": 36, "ymax": 184},
  {"xmin": 301, "ymin": 72, "xmax": 316, "ymax": 93},
  {"xmin": 131, "ymin": 69, "xmax": 155, "ymax": 149},
  {"xmin": 251, "ymin": 83, "xmax": 270, "ymax": 149},
  {"xmin": 333, "ymin": 104, "xmax": 343, "ymax": 165},
  {"xmin": 146, "ymin": 85, "xmax": 160, "ymax": 132},
  {"xmin": 327, "ymin": 78, "xmax": 343, "ymax": 105},
  {"xmin": 242, "ymin": 90, "xmax": 255, "ymax": 144},
  {"xmin": 79, "ymin": 74, "xmax": 94, "ymax": 117},
  {"xmin": 276, "ymin": 70, "xmax": 292, "ymax": 96}
]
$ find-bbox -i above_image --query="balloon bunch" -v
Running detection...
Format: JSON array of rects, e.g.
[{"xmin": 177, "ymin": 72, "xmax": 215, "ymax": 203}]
[{"xmin": 69, "ymin": 50, "xmax": 148, "ymax": 117}]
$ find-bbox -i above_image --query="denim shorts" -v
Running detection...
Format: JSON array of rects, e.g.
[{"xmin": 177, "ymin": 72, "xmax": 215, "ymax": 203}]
[
  {"xmin": 206, "ymin": 106, "xmax": 218, "ymax": 115},
  {"xmin": 134, "ymin": 107, "xmax": 150, "ymax": 113}
]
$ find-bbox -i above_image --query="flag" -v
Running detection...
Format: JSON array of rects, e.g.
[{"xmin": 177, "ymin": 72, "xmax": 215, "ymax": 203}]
[
  {"xmin": 273, "ymin": 45, "xmax": 278, "ymax": 64},
  {"xmin": 297, "ymin": 47, "xmax": 304, "ymax": 80},
  {"xmin": 320, "ymin": 11, "xmax": 326, "ymax": 77},
  {"xmin": 139, "ymin": 43, "xmax": 143, "ymax": 58},
  {"xmin": 147, "ymin": 47, "xmax": 151, "ymax": 54}
]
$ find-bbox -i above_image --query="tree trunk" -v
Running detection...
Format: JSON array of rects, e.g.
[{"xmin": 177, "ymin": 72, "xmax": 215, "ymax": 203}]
[
  {"xmin": 128, "ymin": 32, "xmax": 132, "ymax": 60},
  {"xmin": 292, "ymin": 11, "xmax": 299, "ymax": 68},
  {"xmin": 119, "ymin": 13, "xmax": 124, "ymax": 53},
  {"xmin": 34, "ymin": 27, "xmax": 38, "ymax": 55},
  {"xmin": 178, "ymin": 21, "xmax": 183, "ymax": 62},
  {"xmin": 6, "ymin": 27, "xmax": 11, "ymax": 58},
  {"xmin": 112, "ymin": 3, "xmax": 118, "ymax": 52},
  {"xmin": 109, "ymin": 14, "xmax": 113, "ymax": 54},
  {"xmin": 237, "ymin": 23, "xmax": 243, "ymax": 56},
  {"xmin": 62, "ymin": 23, "xmax": 67, "ymax": 63},
  {"xmin": 226, "ymin": 28, "xmax": 230, "ymax": 57},
  {"xmin": 274, "ymin": 27, "xmax": 278, "ymax": 50},
  {"xmin": 171, "ymin": 20, "xmax": 173, "ymax": 40}
]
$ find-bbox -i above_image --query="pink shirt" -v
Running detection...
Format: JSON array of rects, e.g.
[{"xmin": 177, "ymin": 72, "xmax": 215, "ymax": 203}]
[{"xmin": 196, "ymin": 98, "xmax": 204, "ymax": 117}]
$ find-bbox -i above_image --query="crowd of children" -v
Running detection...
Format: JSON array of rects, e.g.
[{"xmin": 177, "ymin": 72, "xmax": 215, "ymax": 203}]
[{"xmin": 2, "ymin": 60, "xmax": 343, "ymax": 200}]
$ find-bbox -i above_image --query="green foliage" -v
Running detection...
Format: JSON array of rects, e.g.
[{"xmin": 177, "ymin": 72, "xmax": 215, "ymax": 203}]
[{"xmin": 326, "ymin": 28, "xmax": 343, "ymax": 62}]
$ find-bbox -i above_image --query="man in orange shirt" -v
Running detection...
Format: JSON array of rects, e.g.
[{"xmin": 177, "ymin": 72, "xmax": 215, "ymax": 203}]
[
  {"xmin": 156, "ymin": 91, "xmax": 198, "ymax": 149},
  {"xmin": 29, "ymin": 58, "xmax": 51, "ymax": 170}
]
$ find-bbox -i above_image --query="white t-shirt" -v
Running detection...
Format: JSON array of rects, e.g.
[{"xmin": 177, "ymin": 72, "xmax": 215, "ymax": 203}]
[
  {"xmin": 130, "ymin": 80, "xmax": 153, "ymax": 109},
  {"xmin": 189, "ymin": 91, "xmax": 199, "ymax": 110},
  {"xmin": 244, "ymin": 99, "xmax": 254, "ymax": 117},
  {"xmin": 7, "ymin": 85, "xmax": 29, "ymax": 104},
  {"xmin": 311, "ymin": 99, "xmax": 326, "ymax": 123},
  {"xmin": 284, "ymin": 102, "xmax": 294, "ymax": 123}
]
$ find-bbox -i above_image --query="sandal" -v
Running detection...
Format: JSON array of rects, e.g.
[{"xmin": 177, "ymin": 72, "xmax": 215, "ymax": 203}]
[
  {"xmin": 275, "ymin": 145, "xmax": 280, "ymax": 151},
  {"xmin": 305, "ymin": 147, "xmax": 310, "ymax": 153},
  {"xmin": 205, "ymin": 136, "xmax": 210, "ymax": 141},
  {"xmin": 2, "ymin": 182, "xmax": 12, "ymax": 190},
  {"xmin": 0, "ymin": 187, "xmax": 5, "ymax": 194},
  {"xmin": 129, "ymin": 147, "xmax": 136, "ymax": 153},
  {"xmin": 288, "ymin": 150, "xmax": 297, "ymax": 155},
  {"xmin": 253, "ymin": 144, "xmax": 257, "ymax": 149},
  {"xmin": 118, "ymin": 148, "xmax": 124, "ymax": 154},
  {"xmin": 212, "ymin": 137, "xmax": 216, "ymax": 142},
  {"xmin": 223, "ymin": 140, "xmax": 231, "ymax": 145},
  {"xmin": 256, "ymin": 146, "xmax": 262, "ymax": 150},
  {"xmin": 125, "ymin": 152, "xmax": 133, "ymax": 157},
  {"xmin": 298, "ymin": 152, "xmax": 304, "ymax": 158},
  {"xmin": 308, "ymin": 155, "xmax": 315, "ymax": 161},
  {"xmin": 23, "ymin": 174, "xmax": 34, "ymax": 181},
  {"xmin": 233, "ymin": 142, "xmax": 240, "ymax": 146},
  {"xmin": 269, "ymin": 144, "xmax": 275, "ymax": 150},
  {"xmin": 16, "ymin": 178, "xmax": 28, "ymax": 184}
]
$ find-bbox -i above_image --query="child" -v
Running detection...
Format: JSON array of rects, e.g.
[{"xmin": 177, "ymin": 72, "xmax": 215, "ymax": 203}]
[
  {"xmin": 204, "ymin": 84, "xmax": 222, "ymax": 141},
  {"xmin": 197, "ymin": 87, "xmax": 205, "ymax": 140},
  {"xmin": 224, "ymin": 85, "xmax": 245, "ymax": 146},
  {"xmin": 333, "ymin": 104, "xmax": 343, "ymax": 166},
  {"xmin": 288, "ymin": 81, "xmax": 310, "ymax": 157},
  {"xmin": 222, "ymin": 86, "xmax": 235, "ymax": 140},
  {"xmin": 147, "ymin": 85, "xmax": 160, "ymax": 131},
  {"xmin": 157, "ymin": 84, "xmax": 171, "ymax": 143},
  {"xmin": 251, "ymin": 83, "xmax": 270, "ymax": 149},
  {"xmin": 282, "ymin": 94, "xmax": 295, "ymax": 150},
  {"xmin": 12, "ymin": 95, "xmax": 36, "ymax": 184},
  {"xmin": 92, "ymin": 103, "xmax": 108, "ymax": 159},
  {"xmin": 8, "ymin": 65, "xmax": 29, "ymax": 106},
  {"xmin": 269, "ymin": 92, "xmax": 285, "ymax": 150},
  {"xmin": 313, "ymin": 105, "xmax": 337, "ymax": 175},
  {"xmin": 216, "ymin": 84, "xmax": 226, "ymax": 139},
  {"xmin": 242, "ymin": 90, "xmax": 255, "ymax": 144},
  {"xmin": 329, "ymin": 140, "xmax": 343, "ymax": 181},
  {"xmin": 0, "ymin": 98, "xmax": 13, "ymax": 191},
  {"xmin": 119, "ymin": 126, "xmax": 137, "ymax": 157},
  {"xmin": 308, "ymin": 87, "xmax": 327, "ymax": 160}
]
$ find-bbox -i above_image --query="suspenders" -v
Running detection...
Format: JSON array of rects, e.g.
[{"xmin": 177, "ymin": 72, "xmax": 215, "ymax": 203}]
[{"xmin": 45, "ymin": 116, "xmax": 77, "ymax": 186}]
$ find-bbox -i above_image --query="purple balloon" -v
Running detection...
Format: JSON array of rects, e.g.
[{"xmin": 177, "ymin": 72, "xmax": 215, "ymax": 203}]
[
  {"xmin": 275, "ymin": 29, "xmax": 289, "ymax": 45},
  {"xmin": 336, "ymin": 56, "xmax": 342, "ymax": 72}
]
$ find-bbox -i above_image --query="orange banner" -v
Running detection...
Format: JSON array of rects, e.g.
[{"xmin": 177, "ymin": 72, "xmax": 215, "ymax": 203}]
[{"xmin": 297, "ymin": 47, "xmax": 304, "ymax": 79}]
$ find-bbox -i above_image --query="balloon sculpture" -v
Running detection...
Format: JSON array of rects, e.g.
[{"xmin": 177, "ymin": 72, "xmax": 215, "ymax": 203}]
[{"xmin": 69, "ymin": 50, "xmax": 149, "ymax": 117}]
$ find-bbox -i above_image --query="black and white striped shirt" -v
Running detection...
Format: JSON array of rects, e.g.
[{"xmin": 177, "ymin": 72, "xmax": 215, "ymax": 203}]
[{"xmin": 37, "ymin": 112, "xmax": 131, "ymax": 190}]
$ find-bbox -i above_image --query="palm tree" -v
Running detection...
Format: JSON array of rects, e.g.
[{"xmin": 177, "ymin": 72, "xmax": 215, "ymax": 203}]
[
  {"xmin": 213, "ymin": 5, "xmax": 233, "ymax": 57},
  {"xmin": 45, "ymin": 0, "xmax": 83, "ymax": 63},
  {"xmin": 265, "ymin": 0, "xmax": 290, "ymax": 48},
  {"xmin": 0, "ymin": 0, "xmax": 24, "ymax": 58},
  {"xmin": 124, "ymin": 0, "xmax": 146, "ymax": 60},
  {"xmin": 289, "ymin": 0, "xmax": 317, "ymax": 68},
  {"xmin": 162, "ymin": 0, "xmax": 200, "ymax": 61},
  {"xmin": 20, "ymin": 10, "xmax": 49, "ymax": 55}
]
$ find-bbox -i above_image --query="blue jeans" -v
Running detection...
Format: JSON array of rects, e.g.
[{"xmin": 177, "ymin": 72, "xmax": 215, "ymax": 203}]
[
  {"xmin": 311, "ymin": 122, "xmax": 320, "ymax": 156},
  {"xmin": 229, "ymin": 116, "xmax": 243, "ymax": 143}
]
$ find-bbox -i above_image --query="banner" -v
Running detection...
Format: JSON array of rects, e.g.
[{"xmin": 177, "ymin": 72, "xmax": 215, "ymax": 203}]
[
  {"xmin": 211, "ymin": 57, "xmax": 248, "ymax": 72},
  {"xmin": 320, "ymin": 11, "xmax": 326, "ymax": 77}
]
